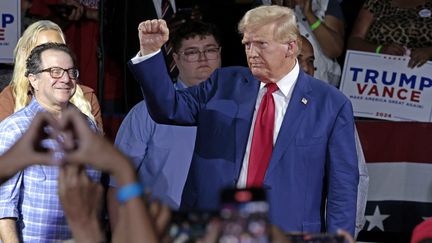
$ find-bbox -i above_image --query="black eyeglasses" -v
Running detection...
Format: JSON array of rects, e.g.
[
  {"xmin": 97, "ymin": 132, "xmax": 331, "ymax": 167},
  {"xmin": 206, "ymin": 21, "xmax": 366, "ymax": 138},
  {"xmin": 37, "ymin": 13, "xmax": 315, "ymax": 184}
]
[
  {"xmin": 179, "ymin": 47, "xmax": 221, "ymax": 62},
  {"xmin": 35, "ymin": 67, "xmax": 79, "ymax": 79}
]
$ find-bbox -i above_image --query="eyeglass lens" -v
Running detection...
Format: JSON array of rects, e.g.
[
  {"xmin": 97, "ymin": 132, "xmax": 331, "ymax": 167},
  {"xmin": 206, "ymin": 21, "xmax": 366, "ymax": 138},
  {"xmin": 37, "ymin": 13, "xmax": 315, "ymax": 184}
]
[
  {"xmin": 182, "ymin": 47, "xmax": 220, "ymax": 62},
  {"xmin": 49, "ymin": 67, "xmax": 79, "ymax": 79}
]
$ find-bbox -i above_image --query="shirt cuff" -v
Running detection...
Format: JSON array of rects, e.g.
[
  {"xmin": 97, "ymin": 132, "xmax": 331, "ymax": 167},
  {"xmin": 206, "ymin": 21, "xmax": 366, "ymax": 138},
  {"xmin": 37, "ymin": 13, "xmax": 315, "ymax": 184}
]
[
  {"xmin": 0, "ymin": 203, "xmax": 19, "ymax": 219},
  {"xmin": 130, "ymin": 50, "xmax": 161, "ymax": 64}
]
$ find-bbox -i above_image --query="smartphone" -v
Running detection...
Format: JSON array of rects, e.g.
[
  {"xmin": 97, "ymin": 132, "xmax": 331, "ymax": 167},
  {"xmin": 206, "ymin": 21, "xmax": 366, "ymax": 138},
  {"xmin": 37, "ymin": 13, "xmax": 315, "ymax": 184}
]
[
  {"xmin": 219, "ymin": 187, "xmax": 270, "ymax": 243},
  {"xmin": 167, "ymin": 210, "xmax": 218, "ymax": 243},
  {"xmin": 287, "ymin": 232, "xmax": 345, "ymax": 243}
]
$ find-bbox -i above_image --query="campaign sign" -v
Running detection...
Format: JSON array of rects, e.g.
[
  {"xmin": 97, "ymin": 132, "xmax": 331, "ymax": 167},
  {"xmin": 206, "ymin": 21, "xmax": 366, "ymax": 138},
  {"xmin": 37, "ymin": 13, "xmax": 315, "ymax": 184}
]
[
  {"xmin": 340, "ymin": 50, "xmax": 432, "ymax": 122},
  {"xmin": 0, "ymin": 0, "xmax": 20, "ymax": 63}
]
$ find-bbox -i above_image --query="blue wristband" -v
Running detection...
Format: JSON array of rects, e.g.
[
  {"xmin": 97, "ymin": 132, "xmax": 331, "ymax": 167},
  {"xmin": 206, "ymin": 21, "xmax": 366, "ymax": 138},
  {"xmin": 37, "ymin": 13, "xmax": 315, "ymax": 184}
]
[{"xmin": 116, "ymin": 183, "xmax": 144, "ymax": 204}]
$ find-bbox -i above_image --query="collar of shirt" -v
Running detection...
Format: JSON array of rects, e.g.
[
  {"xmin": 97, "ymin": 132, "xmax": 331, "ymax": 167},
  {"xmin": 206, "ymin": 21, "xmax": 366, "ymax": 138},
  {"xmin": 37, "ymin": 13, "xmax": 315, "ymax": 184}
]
[
  {"xmin": 174, "ymin": 79, "xmax": 188, "ymax": 90},
  {"xmin": 29, "ymin": 96, "xmax": 76, "ymax": 116},
  {"xmin": 237, "ymin": 59, "xmax": 301, "ymax": 188},
  {"xmin": 258, "ymin": 59, "xmax": 300, "ymax": 99},
  {"xmin": 28, "ymin": 96, "xmax": 49, "ymax": 117}
]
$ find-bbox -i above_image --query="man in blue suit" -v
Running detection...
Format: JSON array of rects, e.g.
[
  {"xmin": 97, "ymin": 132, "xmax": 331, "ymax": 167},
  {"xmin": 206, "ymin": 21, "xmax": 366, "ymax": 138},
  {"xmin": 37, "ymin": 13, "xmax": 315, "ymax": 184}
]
[{"xmin": 128, "ymin": 5, "xmax": 359, "ymax": 236}]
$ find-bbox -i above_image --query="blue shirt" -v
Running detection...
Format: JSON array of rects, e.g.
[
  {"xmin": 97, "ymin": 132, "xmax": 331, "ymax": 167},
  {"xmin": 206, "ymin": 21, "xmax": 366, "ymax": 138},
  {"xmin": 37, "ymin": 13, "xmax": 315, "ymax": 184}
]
[
  {"xmin": 112, "ymin": 81, "xmax": 196, "ymax": 208},
  {"xmin": 0, "ymin": 98, "xmax": 101, "ymax": 242}
]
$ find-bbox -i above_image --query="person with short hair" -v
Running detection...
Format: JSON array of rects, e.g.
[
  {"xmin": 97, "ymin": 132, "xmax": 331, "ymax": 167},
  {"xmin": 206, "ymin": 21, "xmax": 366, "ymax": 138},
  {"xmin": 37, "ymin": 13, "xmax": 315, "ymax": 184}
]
[
  {"xmin": 0, "ymin": 20, "xmax": 103, "ymax": 131},
  {"xmin": 130, "ymin": 5, "xmax": 358, "ymax": 235},
  {"xmin": 259, "ymin": 0, "xmax": 345, "ymax": 86},
  {"xmin": 0, "ymin": 108, "xmax": 164, "ymax": 243},
  {"xmin": 0, "ymin": 43, "xmax": 101, "ymax": 242},
  {"xmin": 108, "ymin": 20, "xmax": 222, "ymax": 229}
]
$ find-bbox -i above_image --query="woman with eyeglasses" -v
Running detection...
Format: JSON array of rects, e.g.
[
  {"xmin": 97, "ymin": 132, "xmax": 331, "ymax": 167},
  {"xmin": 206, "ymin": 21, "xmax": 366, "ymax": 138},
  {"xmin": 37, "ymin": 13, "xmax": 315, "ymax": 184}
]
[{"xmin": 0, "ymin": 20, "xmax": 103, "ymax": 132}]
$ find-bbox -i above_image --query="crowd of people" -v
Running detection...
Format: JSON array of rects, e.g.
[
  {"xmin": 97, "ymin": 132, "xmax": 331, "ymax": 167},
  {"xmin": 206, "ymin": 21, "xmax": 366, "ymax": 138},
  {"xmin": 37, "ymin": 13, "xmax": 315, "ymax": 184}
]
[{"xmin": 0, "ymin": 0, "xmax": 431, "ymax": 242}]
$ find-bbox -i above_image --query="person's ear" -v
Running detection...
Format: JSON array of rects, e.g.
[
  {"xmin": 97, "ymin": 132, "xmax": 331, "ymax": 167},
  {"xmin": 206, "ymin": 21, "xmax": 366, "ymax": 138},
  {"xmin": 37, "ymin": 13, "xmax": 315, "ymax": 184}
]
[
  {"xmin": 28, "ymin": 74, "xmax": 39, "ymax": 91},
  {"xmin": 285, "ymin": 41, "xmax": 297, "ymax": 57}
]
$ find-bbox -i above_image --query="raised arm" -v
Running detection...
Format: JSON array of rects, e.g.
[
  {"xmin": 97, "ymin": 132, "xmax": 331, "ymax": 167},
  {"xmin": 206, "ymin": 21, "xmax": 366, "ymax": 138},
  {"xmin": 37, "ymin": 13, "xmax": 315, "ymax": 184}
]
[
  {"xmin": 129, "ymin": 19, "xmax": 204, "ymax": 126},
  {"xmin": 297, "ymin": 0, "xmax": 345, "ymax": 58}
]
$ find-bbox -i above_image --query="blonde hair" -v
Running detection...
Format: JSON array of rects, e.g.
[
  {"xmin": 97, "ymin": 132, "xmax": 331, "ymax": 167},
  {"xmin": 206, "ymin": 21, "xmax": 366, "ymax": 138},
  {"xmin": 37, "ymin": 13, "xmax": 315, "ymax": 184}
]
[
  {"xmin": 238, "ymin": 5, "xmax": 302, "ymax": 55},
  {"xmin": 11, "ymin": 20, "xmax": 94, "ymax": 122}
]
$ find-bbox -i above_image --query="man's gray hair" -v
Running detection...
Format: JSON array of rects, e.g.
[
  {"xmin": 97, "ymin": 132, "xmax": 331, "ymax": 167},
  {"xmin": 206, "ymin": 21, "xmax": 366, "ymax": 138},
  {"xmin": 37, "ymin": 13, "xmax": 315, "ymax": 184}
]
[{"xmin": 238, "ymin": 5, "xmax": 302, "ymax": 55}]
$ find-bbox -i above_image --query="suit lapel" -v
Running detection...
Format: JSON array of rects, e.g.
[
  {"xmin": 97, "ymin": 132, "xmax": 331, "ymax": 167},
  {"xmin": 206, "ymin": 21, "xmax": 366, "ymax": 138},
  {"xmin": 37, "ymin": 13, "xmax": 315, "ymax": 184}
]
[
  {"xmin": 234, "ymin": 72, "xmax": 260, "ymax": 177},
  {"xmin": 266, "ymin": 71, "xmax": 312, "ymax": 176}
]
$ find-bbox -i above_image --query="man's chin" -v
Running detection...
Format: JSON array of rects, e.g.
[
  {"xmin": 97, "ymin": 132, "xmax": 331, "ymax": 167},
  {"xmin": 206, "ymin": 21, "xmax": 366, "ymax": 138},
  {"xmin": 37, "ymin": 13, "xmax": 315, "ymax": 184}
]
[
  {"xmin": 251, "ymin": 70, "xmax": 266, "ymax": 81},
  {"xmin": 56, "ymin": 88, "xmax": 75, "ymax": 96},
  {"xmin": 196, "ymin": 71, "xmax": 211, "ymax": 79},
  {"xmin": 54, "ymin": 94, "xmax": 73, "ymax": 104}
]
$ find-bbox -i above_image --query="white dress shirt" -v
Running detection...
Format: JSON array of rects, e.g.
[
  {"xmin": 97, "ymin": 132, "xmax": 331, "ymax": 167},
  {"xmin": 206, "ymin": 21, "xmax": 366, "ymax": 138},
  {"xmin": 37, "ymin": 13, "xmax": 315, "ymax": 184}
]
[{"xmin": 237, "ymin": 61, "xmax": 300, "ymax": 188}]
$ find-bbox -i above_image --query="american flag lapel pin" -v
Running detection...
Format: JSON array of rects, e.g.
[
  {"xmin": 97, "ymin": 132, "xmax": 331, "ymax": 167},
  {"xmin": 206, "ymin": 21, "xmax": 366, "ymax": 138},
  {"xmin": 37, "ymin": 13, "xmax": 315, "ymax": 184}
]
[{"xmin": 301, "ymin": 97, "xmax": 308, "ymax": 105}]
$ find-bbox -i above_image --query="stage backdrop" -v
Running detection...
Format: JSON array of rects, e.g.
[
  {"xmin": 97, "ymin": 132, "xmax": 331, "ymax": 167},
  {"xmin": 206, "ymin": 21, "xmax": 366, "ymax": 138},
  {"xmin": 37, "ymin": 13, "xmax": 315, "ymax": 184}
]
[
  {"xmin": 356, "ymin": 121, "xmax": 432, "ymax": 242},
  {"xmin": 340, "ymin": 50, "xmax": 432, "ymax": 122},
  {"xmin": 0, "ymin": 0, "xmax": 20, "ymax": 63}
]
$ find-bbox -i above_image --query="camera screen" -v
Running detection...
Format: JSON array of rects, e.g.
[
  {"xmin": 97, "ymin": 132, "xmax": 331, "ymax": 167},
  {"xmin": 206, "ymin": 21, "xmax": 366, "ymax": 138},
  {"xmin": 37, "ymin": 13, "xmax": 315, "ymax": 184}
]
[
  {"xmin": 219, "ymin": 188, "xmax": 270, "ymax": 243},
  {"xmin": 167, "ymin": 210, "xmax": 218, "ymax": 242}
]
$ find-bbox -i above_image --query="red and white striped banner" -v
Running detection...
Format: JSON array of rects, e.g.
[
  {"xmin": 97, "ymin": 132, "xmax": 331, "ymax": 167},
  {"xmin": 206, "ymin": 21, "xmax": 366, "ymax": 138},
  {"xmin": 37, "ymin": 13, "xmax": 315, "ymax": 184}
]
[{"xmin": 356, "ymin": 121, "xmax": 432, "ymax": 241}]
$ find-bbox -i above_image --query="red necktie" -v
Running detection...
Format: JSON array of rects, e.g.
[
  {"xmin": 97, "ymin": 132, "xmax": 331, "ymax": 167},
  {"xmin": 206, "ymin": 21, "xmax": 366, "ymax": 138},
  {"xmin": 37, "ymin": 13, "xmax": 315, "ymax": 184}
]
[{"xmin": 247, "ymin": 83, "xmax": 279, "ymax": 188}]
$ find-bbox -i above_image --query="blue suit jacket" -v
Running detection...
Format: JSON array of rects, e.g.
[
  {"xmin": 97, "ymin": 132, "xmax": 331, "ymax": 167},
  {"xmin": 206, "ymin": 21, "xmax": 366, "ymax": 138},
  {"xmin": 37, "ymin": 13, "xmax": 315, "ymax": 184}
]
[{"xmin": 129, "ymin": 53, "xmax": 359, "ymax": 235}]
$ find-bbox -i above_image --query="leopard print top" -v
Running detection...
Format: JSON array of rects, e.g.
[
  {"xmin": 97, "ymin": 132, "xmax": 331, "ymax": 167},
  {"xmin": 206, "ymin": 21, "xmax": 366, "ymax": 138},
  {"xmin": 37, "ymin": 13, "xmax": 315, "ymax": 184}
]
[{"xmin": 364, "ymin": 0, "xmax": 432, "ymax": 49}]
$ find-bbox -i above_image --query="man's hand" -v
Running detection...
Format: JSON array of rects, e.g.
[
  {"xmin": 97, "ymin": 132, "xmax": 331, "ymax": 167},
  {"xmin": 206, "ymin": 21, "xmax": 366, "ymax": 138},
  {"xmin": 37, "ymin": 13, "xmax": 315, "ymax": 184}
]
[
  {"xmin": 137, "ymin": 19, "xmax": 169, "ymax": 56},
  {"xmin": 148, "ymin": 200, "xmax": 171, "ymax": 238},
  {"xmin": 59, "ymin": 108, "xmax": 136, "ymax": 185},
  {"xmin": 58, "ymin": 164, "xmax": 105, "ymax": 243}
]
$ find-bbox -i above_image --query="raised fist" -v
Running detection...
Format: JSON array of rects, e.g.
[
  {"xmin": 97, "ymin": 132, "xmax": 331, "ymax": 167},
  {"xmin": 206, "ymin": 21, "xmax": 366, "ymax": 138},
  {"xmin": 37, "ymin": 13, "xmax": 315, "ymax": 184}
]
[{"xmin": 137, "ymin": 19, "xmax": 170, "ymax": 56}]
